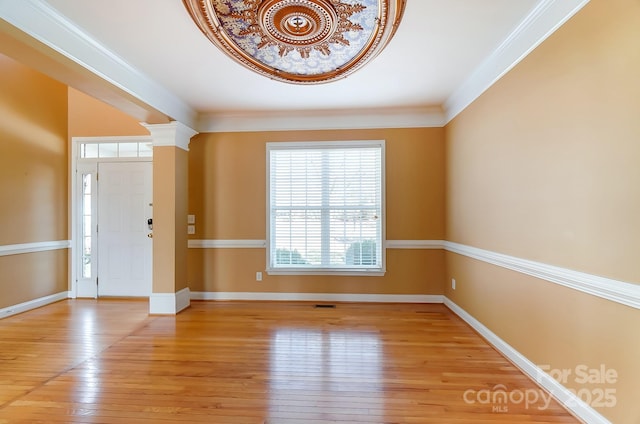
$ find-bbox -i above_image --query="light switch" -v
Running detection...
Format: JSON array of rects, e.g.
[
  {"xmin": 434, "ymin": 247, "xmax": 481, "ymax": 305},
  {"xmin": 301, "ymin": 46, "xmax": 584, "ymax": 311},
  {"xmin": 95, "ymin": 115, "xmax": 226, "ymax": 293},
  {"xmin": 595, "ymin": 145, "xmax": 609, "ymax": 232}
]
[
  {"xmin": 187, "ymin": 225, "xmax": 195, "ymax": 234},
  {"xmin": 187, "ymin": 214, "xmax": 195, "ymax": 224}
]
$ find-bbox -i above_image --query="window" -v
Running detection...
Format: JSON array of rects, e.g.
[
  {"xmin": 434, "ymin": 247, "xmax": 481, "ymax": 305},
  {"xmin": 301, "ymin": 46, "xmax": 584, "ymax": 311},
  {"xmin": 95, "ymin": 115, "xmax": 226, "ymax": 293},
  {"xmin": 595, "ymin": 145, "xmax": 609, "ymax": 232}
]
[
  {"xmin": 81, "ymin": 173, "xmax": 93, "ymax": 279},
  {"xmin": 79, "ymin": 141, "xmax": 153, "ymax": 159},
  {"xmin": 267, "ymin": 141, "xmax": 385, "ymax": 275}
]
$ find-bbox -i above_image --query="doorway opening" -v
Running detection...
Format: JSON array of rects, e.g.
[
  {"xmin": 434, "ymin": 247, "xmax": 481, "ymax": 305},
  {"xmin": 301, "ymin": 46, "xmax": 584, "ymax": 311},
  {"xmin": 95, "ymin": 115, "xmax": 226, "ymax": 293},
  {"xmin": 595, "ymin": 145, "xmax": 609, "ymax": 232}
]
[{"xmin": 72, "ymin": 137, "xmax": 153, "ymax": 298}]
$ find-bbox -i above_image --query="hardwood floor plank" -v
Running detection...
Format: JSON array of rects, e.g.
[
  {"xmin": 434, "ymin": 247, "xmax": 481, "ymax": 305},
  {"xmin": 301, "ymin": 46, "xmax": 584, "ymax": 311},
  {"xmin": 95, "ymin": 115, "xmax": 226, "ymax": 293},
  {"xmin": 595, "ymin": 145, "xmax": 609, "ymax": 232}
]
[{"xmin": 0, "ymin": 300, "xmax": 579, "ymax": 423}]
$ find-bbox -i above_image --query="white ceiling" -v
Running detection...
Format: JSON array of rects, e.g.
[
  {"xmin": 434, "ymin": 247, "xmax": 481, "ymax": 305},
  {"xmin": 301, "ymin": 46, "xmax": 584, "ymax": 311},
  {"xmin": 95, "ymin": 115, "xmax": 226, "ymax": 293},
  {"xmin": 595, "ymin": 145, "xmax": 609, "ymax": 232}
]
[{"xmin": 0, "ymin": 0, "xmax": 588, "ymax": 131}]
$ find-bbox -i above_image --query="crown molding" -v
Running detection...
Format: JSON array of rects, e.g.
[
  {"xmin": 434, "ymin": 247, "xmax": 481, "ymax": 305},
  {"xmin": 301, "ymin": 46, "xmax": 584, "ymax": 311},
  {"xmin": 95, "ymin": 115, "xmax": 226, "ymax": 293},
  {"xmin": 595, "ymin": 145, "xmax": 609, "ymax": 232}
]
[
  {"xmin": 0, "ymin": 0, "xmax": 197, "ymax": 128},
  {"xmin": 197, "ymin": 107, "xmax": 446, "ymax": 133},
  {"xmin": 444, "ymin": 0, "xmax": 590, "ymax": 123},
  {"xmin": 0, "ymin": 0, "xmax": 590, "ymax": 132}
]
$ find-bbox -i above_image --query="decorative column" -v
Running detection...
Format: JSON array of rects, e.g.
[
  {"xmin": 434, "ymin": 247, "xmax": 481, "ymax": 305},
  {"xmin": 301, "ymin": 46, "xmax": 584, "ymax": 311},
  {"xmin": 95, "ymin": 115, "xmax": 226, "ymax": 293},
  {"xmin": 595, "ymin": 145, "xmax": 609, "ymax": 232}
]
[{"xmin": 141, "ymin": 121, "xmax": 197, "ymax": 314}]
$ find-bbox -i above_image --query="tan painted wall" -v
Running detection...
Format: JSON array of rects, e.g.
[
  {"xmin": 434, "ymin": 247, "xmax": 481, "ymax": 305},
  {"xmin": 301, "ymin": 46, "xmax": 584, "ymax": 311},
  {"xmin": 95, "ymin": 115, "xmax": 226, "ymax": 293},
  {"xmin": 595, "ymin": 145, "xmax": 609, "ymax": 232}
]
[
  {"xmin": 188, "ymin": 128, "xmax": 445, "ymax": 295},
  {"xmin": 0, "ymin": 53, "xmax": 69, "ymax": 308},
  {"xmin": 445, "ymin": 0, "xmax": 640, "ymax": 422},
  {"xmin": 68, "ymin": 88, "xmax": 149, "ymax": 137},
  {"xmin": 153, "ymin": 146, "xmax": 189, "ymax": 293},
  {"xmin": 0, "ymin": 251, "xmax": 68, "ymax": 307},
  {"xmin": 446, "ymin": 0, "xmax": 640, "ymax": 283}
]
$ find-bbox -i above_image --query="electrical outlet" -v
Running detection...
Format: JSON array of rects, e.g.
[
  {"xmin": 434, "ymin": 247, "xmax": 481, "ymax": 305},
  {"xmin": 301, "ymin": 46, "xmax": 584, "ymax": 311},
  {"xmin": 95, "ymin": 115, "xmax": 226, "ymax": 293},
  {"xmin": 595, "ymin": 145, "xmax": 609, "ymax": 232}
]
[
  {"xmin": 256, "ymin": 271, "xmax": 263, "ymax": 281},
  {"xmin": 451, "ymin": 278, "xmax": 456, "ymax": 290}
]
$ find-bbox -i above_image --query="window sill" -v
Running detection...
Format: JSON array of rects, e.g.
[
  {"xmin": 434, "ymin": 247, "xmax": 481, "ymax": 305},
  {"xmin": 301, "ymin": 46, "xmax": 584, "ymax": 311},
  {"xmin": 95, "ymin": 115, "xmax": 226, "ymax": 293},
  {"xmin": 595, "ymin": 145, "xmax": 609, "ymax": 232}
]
[{"xmin": 267, "ymin": 268, "xmax": 386, "ymax": 277}]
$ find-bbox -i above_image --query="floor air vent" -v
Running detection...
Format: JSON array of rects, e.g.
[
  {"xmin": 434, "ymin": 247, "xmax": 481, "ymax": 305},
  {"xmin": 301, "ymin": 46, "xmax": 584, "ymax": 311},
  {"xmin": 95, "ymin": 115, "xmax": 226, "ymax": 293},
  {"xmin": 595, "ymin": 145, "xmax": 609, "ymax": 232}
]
[{"xmin": 314, "ymin": 304, "xmax": 336, "ymax": 309}]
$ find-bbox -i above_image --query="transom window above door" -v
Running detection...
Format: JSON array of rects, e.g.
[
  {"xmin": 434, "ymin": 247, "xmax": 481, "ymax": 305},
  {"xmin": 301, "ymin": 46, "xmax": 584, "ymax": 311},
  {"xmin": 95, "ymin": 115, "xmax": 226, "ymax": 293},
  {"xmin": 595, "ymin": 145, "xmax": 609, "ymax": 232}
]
[{"xmin": 78, "ymin": 140, "xmax": 153, "ymax": 159}]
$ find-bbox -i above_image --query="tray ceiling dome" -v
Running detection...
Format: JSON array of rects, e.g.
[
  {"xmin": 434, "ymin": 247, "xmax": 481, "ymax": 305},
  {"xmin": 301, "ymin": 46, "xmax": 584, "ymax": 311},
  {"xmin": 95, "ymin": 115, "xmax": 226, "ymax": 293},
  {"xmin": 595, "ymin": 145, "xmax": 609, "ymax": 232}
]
[{"xmin": 183, "ymin": 0, "xmax": 406, "ymax": 84}]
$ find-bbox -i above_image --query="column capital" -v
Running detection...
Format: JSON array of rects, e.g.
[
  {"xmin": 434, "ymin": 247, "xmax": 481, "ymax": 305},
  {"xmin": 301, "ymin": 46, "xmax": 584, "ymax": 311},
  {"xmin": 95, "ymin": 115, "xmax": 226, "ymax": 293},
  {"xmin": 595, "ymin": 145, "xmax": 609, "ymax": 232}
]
[{"xmin": 141, "ymin": 121, "xmax": 198, "ymax": 151}]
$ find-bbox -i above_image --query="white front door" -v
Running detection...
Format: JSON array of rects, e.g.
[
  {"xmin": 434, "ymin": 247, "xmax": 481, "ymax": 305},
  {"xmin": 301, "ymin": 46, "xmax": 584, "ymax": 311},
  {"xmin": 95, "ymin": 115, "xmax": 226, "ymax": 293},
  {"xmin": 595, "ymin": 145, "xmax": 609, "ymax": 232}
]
[{"xmin": 97, "ymin": 162, "xmax": 152, "ymax": 297}]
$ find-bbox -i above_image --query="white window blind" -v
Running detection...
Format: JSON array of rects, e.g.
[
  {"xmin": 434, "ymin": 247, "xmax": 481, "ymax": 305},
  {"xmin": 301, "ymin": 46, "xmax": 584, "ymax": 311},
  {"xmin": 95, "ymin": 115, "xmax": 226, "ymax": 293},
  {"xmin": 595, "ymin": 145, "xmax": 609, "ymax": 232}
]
[{"xmin": 267, "ymin": 141, "xmax": 384, "ymax": 274}]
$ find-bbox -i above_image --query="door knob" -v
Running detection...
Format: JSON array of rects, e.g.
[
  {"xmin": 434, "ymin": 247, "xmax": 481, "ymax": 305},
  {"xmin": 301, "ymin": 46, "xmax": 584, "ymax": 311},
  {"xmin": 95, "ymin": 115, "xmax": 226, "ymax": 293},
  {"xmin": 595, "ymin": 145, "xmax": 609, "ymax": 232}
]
[{"xmin": 147, "ymin": 233, "xmax": 153, "ymax": 238}]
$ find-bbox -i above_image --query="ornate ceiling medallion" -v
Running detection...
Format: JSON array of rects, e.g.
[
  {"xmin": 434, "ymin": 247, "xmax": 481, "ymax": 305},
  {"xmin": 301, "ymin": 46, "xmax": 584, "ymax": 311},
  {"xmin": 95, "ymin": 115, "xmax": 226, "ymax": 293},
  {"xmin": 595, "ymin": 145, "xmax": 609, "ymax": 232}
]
[{"xmin": 183, "ymin": 0, "xmax": 406, "ymax": 84}]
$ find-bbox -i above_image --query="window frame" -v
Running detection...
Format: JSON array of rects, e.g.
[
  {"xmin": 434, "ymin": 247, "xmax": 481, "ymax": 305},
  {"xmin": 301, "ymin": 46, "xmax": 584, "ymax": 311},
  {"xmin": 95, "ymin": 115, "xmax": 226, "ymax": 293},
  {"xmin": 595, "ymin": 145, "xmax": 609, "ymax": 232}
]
[{"xmin": 266, "ymin": 140, "xmax": 386, "ymax": 276}]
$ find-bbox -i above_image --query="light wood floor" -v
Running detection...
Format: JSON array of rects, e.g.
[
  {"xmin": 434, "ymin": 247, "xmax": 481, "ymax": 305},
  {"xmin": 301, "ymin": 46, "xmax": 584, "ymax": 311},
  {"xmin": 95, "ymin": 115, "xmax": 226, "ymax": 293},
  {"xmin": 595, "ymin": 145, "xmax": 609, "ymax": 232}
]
[{"xmin": 0, "ymin": 300, "xmax": 579, "ymax": 423}]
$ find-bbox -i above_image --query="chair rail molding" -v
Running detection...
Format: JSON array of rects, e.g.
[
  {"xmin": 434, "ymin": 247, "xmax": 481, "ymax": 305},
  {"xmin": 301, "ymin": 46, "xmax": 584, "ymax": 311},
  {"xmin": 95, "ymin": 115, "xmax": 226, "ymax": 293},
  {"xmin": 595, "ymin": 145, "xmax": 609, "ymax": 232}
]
[
  {"xmin": 185, "ymin": 239, "xmax": 640, "ymax": 309},
  {"xmin": 445, "ymin": 241, "xmax": 640, "ymax": 310},
  {"xmin": 0, "ymin": 240, "xmax": 71, "ymax": 257}
]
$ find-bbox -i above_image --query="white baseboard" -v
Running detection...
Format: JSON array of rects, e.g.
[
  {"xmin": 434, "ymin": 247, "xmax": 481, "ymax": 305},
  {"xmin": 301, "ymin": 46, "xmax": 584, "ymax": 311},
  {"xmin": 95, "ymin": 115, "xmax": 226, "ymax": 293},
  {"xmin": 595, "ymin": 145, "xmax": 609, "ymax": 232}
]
[
  {"xmin": 149, "ymin": 287, "xmax": 191, "ymax": 314},
  {"xmin": 0, "ymin": 291, "xmax": 69, "ymax": 319},
  {"xmin": 191, "ymin": 291, "xmax": 444, "ymax": 304},
  {"xmin": 443, "ymin": 297, "xmax": 610, "ymax": 424}
]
